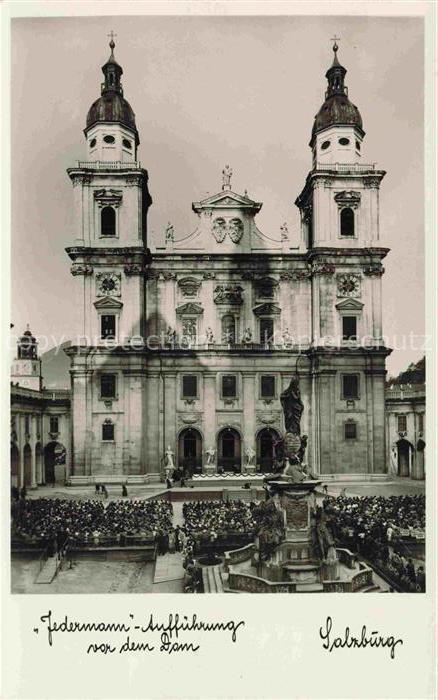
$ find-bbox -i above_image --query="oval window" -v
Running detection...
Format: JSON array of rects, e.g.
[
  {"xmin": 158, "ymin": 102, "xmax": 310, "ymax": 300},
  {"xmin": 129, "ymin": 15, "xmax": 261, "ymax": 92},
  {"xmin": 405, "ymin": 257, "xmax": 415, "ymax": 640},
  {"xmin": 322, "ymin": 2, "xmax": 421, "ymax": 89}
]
[
  {"xmin": 103, "ymin": 135, "xmax": 115, "ymax": 144},
  {"xmin": 339, "ymin": 137, "xmax": 350, "ymax": 146},
  {"xmin": 89, "ymin": 138, "xmax": 96, "ymax": 148},
  {"xmin": 356, "ymin": 140, "xmax": 361, "ymax": 151},
  {"xmin": 122, "ymin": 139, "xmax": 132, "ymax": 149},
  {"xmin": 321, "ymin": 140, "xmax": 331, "ymax": 150}
]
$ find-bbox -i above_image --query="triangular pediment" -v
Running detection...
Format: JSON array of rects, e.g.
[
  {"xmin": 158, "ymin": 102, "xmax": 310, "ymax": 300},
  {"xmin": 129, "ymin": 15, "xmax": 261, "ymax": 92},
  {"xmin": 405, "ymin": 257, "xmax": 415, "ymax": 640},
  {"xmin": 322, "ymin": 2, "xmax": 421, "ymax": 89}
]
[
  {"xmin": 94, "ymin": 296, "xmax": 124, "ymax": 310},
  {"xmin": 253, "ymin": 303, "xmax": 281, "ymax": 316},
  {"xmin": 335, "ymin": 298, "xmax": 364, "ymax": 311},
  {"xmin": 175, "ymin": 302, "xmax": 204, "ymax": 316},
  {"xmin": 192, "ymin": 189, "xmax": 262, "ymax": 214}
]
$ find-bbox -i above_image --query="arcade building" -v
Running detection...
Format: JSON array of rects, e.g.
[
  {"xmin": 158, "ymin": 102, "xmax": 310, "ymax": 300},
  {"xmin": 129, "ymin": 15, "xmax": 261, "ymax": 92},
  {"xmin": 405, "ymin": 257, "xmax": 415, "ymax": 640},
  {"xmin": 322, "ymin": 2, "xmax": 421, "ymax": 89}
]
[{"xmin": 53, "ymin": 41, "xmax": 394, "ymax": 483}]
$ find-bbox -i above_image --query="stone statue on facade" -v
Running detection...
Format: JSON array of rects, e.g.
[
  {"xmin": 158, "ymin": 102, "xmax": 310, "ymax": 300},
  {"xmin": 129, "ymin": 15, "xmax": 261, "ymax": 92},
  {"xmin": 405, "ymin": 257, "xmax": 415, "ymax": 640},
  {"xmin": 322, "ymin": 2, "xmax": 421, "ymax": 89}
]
[
  {"xmin": 245, "ymin": 446, "xmax": 256, "ymax": 466},
  {"xmin": 165, "ymin": 326, "xmax": 176, "ymax": 346},
  {"xmin": 206, "ymin": 446, "xmax": 216, "ymax": 465},
  {"xmin": 280, "ymin": 376, "xmax": 304, "ymax": 435},
  {"xmin": 280, "ymin": 222, "xmax": 289, "ymax": 241},
  {"xmin": 164, "ymin": 445, "xmax": 175, "ymax": 480},
  {"xmin": 242, "ymin": 327, "xmax": 252, "ymax": 344},
  {"xmin": 165, "ymin": 222, "xmax": 174, "ymax": 243},
  {"xmin": 282, "ymin": 327, "xmax": 292, "ymax": 346},
  {"xmin": 205, "ymin": 327, "xmax": 214, "ymax": 344},
  {"xmin": 222, "ymin": 164, "xmax": 233, "ymax": 190}
]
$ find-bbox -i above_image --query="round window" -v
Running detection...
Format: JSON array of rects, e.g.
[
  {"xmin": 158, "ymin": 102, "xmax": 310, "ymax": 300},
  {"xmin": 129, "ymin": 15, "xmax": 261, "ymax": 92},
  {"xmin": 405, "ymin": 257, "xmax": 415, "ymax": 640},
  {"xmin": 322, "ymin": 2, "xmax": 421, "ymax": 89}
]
[
  {"xmin": 122, "ymin": 139, "xmax": 132, "ymax": 149},
  {"xmin": 339, "ymin": 137, "xmax": 350, "ymax": 146},
  {"xmin": 103, "ymin": 135, "xmax": 115, "ymax": 144},
  {"xmin": 321, "ymin": 140, "xmax": 331, "ymax": 150},
  {"xmin": 89, "ymin": 138, "xmax": 96, "ymax": 148},
  {"xmin": 356, "ymin": 140, "xmax": 361, "ymax": 151}
]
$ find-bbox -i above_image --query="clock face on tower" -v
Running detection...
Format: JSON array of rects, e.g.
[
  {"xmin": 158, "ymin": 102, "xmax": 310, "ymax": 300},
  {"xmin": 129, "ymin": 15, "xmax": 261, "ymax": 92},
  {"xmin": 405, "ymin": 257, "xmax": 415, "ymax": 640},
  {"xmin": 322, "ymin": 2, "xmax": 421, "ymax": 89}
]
[
  {"xmin": 96, "ymin": 272, "xmax": 121, "ymax": 297},
  {"xmin": 337, "ymin": 274, "xmax": 361, "ymax": 298}
]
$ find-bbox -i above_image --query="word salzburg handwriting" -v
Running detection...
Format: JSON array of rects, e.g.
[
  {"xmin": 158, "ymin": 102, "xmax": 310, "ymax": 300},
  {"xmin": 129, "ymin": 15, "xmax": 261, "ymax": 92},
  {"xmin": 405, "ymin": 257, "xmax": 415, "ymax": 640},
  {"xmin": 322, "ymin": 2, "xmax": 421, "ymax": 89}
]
[{"xmin": 320, "ymin": 616, "xmax": 403, "ymax": 660}]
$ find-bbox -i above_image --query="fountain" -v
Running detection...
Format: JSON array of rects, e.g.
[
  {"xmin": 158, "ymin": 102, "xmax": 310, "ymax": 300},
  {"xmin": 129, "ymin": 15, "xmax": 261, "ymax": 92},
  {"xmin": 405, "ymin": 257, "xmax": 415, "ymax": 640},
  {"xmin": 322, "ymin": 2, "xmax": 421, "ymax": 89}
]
[{"xmin": 218, "ymin": 368, "xmax": 378, "ymax": 593}]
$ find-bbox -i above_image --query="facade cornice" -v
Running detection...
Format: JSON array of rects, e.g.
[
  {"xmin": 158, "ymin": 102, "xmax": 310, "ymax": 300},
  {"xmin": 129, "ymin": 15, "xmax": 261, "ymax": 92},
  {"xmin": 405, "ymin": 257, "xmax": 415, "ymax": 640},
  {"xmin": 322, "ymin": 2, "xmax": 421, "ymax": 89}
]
[{"xmin": 306, "ymin": 247, "xmax": 390, "ymax": 261}]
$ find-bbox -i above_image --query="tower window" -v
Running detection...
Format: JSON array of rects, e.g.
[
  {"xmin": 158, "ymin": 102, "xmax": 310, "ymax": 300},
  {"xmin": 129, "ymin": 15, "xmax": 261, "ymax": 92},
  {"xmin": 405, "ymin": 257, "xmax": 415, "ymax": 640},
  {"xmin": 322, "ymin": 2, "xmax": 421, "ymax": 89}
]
[
  {"xmin": 182, "ymin": 375, "xmax": 198, "ymax": 399},
  {"xmin": 344, "ymin": 421, "xmax": 357, "ymax": 440},
  {"xmin": 222, "ymin": 375, "xmax": 237, "ymax": 399},
  {"xmin": 221, "ymin": 314, "xmax": 236, "ymax": 343},
  {"xmin": 89, "ymin": 138, "xmax": 96, "ymax": 148},
  {"xmin": 122, "ymin": 139, "xmax": 132, "ymax": 150},
  {"xmin": 342, "ymin": 316, "xmax": 357, "ymax": 341},
  {"xmin": 101, "ymin": 206, "xmax": 116, "ymax": 237},
  {"xmin": 102, "ymin": 421, "xmax": 115, "ymax": 441},
  {"xmin": 340, "ymin": 207, "xmax": 355, "ymax": 237},
  {"xmin": 261, "ymin": 375, "xmax": 276, "ymax": 399},
  {"xmin": 398, "ymin": 415, "xmax": 407, "ymax": 433},
  {"xmin": 103, "ymin": 135, "xmax": 115, "ymax": 144},
  {"xmin": 342, "ymin": 374, "xmax": 359, "ymax": 400},
  {"xmin": 321, "ymin": 140, "xmax": 331, "ymax": 150},
  {"xmin": 355, "ymin": 140, "xmax": 361, "ymax": 151},
  {"xmin": 339, "ymin": 137, "xmax": 350, "ymax": 146},
  {"xmin": 100, "ymin": 374, "xmax": 116, "ymax": 399},
  {"xmin": 101, "ymin": 314, "xmax": 116, "ymax": 340}
]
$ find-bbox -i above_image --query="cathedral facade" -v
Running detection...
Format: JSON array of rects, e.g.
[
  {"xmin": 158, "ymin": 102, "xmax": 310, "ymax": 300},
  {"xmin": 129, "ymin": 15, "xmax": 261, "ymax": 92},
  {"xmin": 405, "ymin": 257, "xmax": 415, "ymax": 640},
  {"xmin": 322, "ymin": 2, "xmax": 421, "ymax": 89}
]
[{"xmin": 65, "ymin": 40, "xmax": 391, "ymax": 483}]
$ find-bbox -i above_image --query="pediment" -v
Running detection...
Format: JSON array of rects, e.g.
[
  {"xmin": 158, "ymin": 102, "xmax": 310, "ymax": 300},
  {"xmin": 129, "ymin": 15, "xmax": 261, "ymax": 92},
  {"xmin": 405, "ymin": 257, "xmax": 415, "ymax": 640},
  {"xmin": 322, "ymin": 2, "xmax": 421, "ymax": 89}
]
[
  {"xmin": 175, "ymin": 302, "xmax": 204, "ymax": 316},
  {"xmin": 94, "ymin": 296, "xmax": 124, "ymax": 310},
  {"xmin": 192, "ymin": 189, "xmax": 262, "ymax": 214},
  {"xmin": 335, "ymin": 298, "xmax": 364, "ymax": 311},
  {"xmin": 253, "ymin": 303, "xmax": 281, "ymax": 316}
]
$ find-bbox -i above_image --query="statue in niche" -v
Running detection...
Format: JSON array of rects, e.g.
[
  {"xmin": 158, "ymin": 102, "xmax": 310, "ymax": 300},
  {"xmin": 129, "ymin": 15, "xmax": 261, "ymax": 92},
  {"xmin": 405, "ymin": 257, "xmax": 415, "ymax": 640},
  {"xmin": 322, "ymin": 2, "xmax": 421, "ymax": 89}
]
[
  {"xmin": 164, "ymin": 445, "xmax": 175, "ymax": 469},
  {"xmin": 282, "ymin": 328, "xmax": 293, "ymax": 346},
  {"xmin": 205, "ymin": 327, "xmax": 214, "ymax": 344},
  {"xmin": 165, "ymin": 222, "xmax": 174, "ymax": 243},
  {"xmin": 165, "ymin": 326, "xmax": 176, "ymax": 346}
]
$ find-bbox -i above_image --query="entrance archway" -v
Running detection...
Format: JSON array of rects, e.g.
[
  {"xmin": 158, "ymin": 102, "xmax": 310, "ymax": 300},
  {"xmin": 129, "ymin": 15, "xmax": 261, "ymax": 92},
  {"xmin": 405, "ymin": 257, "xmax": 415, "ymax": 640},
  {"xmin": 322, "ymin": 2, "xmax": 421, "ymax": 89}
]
[
  {"xmin": 217, "ymin": 427, "xmax": 241, "ymax": 472},
  {"xmin": 397, "ymin": 439, "xmax": 411, "ymax": 477},
  {"xmin": 23, "ymin": 444, "xmax": 32, "ymax": 487},
  {"xmin": 178, "ymin": 428, "xmax": 203, "ymax": 476},
  {"xmin": 44, "ymin": 441, "xmax": 66, "ymax": 484},
  {"xmin": 256, "ymin": 427, "xmax": 281, "ymax": 473},
  {"xmin": 11, "ymin": 444, "xmax": 20, "ymax": 488}
]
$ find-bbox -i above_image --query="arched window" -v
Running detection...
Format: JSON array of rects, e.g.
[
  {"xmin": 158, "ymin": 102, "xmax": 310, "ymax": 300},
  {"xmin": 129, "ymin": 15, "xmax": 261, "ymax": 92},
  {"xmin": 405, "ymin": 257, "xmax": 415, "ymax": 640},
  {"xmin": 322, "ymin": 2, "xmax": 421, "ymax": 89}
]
[
  {"xmin": 340, "ymin": 207, "xmax": 355, "ymax": 237},
  {"xmin": 222, "ymin": 314, "xmax": 235, "ymax": 343},
  {"xmin": 101, "ymin": 206, "xmax": 116, "ymax": 237}
]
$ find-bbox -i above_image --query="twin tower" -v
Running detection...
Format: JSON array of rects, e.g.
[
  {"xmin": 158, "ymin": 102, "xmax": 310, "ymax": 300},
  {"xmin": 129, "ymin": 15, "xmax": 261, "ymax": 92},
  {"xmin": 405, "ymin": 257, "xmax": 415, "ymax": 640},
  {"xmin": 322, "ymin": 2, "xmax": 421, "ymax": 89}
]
[{"xmin": 64, "ymin": 40, "xmax": 390, "ymax": 483}]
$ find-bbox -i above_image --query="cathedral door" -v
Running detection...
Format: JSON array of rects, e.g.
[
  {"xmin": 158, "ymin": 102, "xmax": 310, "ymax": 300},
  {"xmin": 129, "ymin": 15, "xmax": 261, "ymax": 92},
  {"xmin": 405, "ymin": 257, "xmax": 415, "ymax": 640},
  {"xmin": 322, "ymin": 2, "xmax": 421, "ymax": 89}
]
[
  {"xmin": 178, "ymin": 428, "xmax": 202, "ymax": 475},
  {"xmin": 217, "ymin": 427, "xmax": 241, "ymax": 472}
]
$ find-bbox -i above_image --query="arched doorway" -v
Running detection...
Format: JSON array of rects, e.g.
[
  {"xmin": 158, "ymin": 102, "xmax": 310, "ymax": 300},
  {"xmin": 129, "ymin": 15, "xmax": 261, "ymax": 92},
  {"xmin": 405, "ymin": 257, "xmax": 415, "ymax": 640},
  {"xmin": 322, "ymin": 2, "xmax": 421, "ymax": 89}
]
[
  {"xmin": 178, "ymin": 428, "xmax": 203, "ymax": 476},
  {"xmin": 11, "ymin": 444, "xmax": 20, "ymax": 488},
  {"xmin": 44, "ymin": 441, "xmax": 66, "ymax": 484},
  {"xmin": 256, "ymin": 428, "xmax": 281, "ymax": 473},
  {"xmin": 23, "ymin": 444, "xmax": 32, "ymax": 487},
  {"xmin": 217, "ymin": 427, "xmax": 241, "ymax": 472},
  {"xmin": 397, "ymin": 439, "xmax": 411, "ymax": 477},
  {"xmin": 35, "ymin": 443, "xmax": 43, "ymax": 484}
]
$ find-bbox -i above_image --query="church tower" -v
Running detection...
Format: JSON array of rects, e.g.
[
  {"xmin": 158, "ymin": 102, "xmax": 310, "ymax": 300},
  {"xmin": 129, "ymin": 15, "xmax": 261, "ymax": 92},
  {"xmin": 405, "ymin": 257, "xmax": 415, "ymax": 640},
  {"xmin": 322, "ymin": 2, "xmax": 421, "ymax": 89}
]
[
  {"xmin": 11, "ymin": 326, "xmax": 43, "ymax": 391},
  {"xmin": 295, "ymin": 43, "xmax": 391, "ymax": 477},
  {"xmin": 65, "ymin": 38, "xmax": 152, "ymax": 481}
]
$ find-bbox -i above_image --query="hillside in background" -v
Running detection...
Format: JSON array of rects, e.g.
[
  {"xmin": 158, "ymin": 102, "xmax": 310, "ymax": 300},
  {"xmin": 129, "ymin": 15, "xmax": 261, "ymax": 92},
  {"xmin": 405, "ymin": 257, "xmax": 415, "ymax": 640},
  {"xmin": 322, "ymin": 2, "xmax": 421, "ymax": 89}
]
[
  {"xmin": 41, "ymin": 341, "xmax": 71, "ymax": 389},
  {"xmin": 387, "ymin": 356, "xmax": 425, "ymax": 387}
]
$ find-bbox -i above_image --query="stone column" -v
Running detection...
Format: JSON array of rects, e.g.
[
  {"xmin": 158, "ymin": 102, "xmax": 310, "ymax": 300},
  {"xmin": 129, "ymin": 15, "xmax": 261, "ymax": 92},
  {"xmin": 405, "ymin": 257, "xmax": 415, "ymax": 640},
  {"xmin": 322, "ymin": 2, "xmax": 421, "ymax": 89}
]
[
  {"xmin": 203, "ymin": 372, "xmax": 217, "ymax": 473},
  {"xmin": 17, "ymin": 415, "xmax": 24, "ymax": 489},
  {"xmin": 242, "ymin": 372, "xmax": 256, "ymax": 473},
  {"xmin": 30, "ymin": 415, "xmax": 37, "ymax": 489},
  {"xmin": 146, "ymin": 372, "xmax": 161, "ymax": 477},
  {"xmin": 163, "ymin": 371, "xmax": 177, "ymax": 467}
]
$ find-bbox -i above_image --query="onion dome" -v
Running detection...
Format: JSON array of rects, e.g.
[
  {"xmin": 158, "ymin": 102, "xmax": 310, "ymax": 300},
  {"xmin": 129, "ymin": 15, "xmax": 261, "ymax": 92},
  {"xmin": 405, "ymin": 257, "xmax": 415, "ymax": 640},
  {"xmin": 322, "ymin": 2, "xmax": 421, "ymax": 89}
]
[
  {"xmin": 85, "ymin": 38, "xmax": 139, "ymax": 144},
  {"xmin": 311, "ymin": 43, "xmax": 364, "ymax": 144},
  {"xmin": 17, "ymin": 325, "xmax": 38, "ymax": 359}
]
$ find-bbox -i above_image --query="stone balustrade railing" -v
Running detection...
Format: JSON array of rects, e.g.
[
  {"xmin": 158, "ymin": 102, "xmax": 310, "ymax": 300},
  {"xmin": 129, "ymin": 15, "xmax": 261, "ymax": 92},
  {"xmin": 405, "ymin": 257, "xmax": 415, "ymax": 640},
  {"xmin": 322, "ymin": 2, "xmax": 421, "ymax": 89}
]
[{"xmin": 76, "ymin": 160, "xmax": 141, "ymax": 170}]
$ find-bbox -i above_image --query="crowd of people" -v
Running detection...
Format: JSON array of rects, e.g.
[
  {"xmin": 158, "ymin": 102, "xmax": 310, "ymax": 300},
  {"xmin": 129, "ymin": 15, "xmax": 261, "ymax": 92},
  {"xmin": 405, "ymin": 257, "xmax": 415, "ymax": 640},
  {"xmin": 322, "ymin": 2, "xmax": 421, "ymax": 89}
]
[
  {"xmin": 324, "ymin": 494, "xmax": 425, "ymax": 591},
  {"xmin": 182, "ymin": 500, "xmax": 259, "ymax": 539},
  {"xmin": 11, "ymin": 497, "xmax": 173, "ymax": 551}
]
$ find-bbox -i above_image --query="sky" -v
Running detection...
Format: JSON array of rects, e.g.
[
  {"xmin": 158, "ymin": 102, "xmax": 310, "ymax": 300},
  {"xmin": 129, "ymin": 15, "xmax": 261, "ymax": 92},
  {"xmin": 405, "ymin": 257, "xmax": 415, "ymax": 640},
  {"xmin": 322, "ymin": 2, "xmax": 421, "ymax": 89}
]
[{"xmin": 10, "ymin": 14, "xmax": 424, "ymax": 377}]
